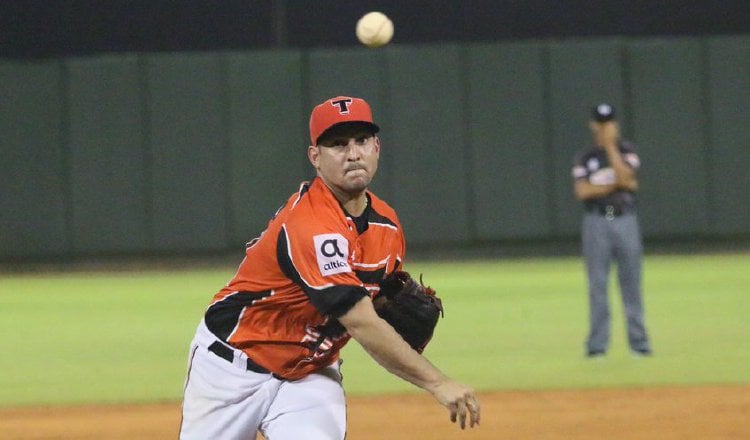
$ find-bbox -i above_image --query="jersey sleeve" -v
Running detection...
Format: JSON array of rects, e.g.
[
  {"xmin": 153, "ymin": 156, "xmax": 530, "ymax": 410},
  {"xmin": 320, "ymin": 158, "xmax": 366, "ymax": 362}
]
[
  {"xmin": 276, "ymin": 219, "xmax": 368, "ymax": 318},
  {"xmin": 620, "ymin": 141, "xmax": 641, "ymax": 171},
  {"xmin": 572, "ymin": 151, "xmax": 590, "ymax": 181}
]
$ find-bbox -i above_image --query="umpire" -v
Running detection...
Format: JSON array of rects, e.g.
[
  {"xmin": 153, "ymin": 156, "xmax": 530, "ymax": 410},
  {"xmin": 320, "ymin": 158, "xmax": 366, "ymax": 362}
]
[{"xmin": 571, "ymin": 103, "xmax": 652, "ymax": 358}]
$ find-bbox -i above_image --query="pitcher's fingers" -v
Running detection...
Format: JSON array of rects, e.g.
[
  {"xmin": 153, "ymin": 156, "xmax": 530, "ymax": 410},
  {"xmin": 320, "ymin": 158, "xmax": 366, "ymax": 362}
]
[
  {"xmin": 457, "ymin": 400, "xmax": 468, "ymax": 429},
  {"xmin": 467, "ymin": 398, "xmax": 481, "ymax": 427},
  {"xmin": 449, "ymin": 402, "xmax": 458, "ymax": 424}
]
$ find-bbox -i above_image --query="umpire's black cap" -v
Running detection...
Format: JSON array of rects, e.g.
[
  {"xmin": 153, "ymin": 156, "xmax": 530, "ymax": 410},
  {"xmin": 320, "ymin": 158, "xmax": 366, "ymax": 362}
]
[{"xmin": 592, "ymin": 103, "xmax": 616, "ymax": 122}]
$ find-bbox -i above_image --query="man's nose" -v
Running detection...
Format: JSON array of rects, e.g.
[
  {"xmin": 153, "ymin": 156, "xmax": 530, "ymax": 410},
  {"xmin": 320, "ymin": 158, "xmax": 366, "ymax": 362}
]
[{"xmin": 345, "ymin": 141, "xmax": 362, "ymax": 158}]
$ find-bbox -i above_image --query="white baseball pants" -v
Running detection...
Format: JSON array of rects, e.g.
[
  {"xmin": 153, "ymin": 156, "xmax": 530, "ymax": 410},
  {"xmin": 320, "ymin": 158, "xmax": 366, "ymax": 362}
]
[{"xmin": 179, "ymin": 321, "xmax": 347, "ymax": 440}]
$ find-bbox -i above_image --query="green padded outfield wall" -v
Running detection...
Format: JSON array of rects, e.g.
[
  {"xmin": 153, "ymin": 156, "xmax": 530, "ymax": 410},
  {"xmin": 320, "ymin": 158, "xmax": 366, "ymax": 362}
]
[
  {"xmin": 66, "ymin": 56, "xmax": 149, "ymax": 254},
  {"xmin": 144, "ymin": 53, "xmax": 230, "ymax": 252},
  {"xmin": 385, "ymin": 44, "xmax": 471, "ymax": 245},
  {"xmin": 627, "ymin": 38, "xmax": 710, "ymax": 236},
  {"xmin": 467, "ymin": 42, "xmax": 550, "ymax": 240},
  {"xmin": 0, "ymin": 60, "xmax": 68, "ymax": 258},
  {"xmin": 225, "ymin": 51, "xmax": 308, "ymax": 247},
  {"xmin": 707, "ymin": 36, "xmax": 750, "ymax": 235},
  {"xmin": 1, "ymin": 35, "xmax": 749, "ymax": 260}
]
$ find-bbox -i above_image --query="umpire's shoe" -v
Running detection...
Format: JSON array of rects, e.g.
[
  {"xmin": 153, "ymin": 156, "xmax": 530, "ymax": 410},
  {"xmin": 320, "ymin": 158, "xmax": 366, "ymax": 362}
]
[{"xmin": 586, "ymin": 350, "xmax": 606, "ymax": 358}]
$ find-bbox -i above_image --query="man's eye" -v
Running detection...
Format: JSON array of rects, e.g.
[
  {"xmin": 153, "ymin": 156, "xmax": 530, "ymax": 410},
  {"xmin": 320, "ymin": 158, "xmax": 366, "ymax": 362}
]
[{"xmin": 355, "ymin": 136, "xmax": 371, "ymax": 144}]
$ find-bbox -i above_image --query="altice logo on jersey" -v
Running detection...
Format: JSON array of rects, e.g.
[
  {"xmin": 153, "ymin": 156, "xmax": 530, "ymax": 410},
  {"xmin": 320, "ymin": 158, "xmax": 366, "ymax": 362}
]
[{"xmin": 314, "ymin": 233, "xmax": 351, "ymax": 276}]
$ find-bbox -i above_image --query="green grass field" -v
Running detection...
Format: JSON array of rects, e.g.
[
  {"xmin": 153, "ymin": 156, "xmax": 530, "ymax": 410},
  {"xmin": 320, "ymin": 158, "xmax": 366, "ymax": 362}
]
[{"xmin": 1, "ymin": 253, "xmax": 748, "ymax": 407}]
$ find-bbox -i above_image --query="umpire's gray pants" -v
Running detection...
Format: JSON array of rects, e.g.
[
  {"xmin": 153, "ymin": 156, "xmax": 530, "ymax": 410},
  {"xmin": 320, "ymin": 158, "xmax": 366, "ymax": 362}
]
[{"xmin": 582, "ymin": 212, "xmax": 650, "ymax": 353}]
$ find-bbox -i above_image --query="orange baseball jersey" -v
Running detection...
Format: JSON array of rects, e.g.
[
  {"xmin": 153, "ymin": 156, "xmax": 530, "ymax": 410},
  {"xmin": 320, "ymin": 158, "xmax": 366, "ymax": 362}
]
[{"xmin": 204, "ymin": 177, "xmax": 405, "ymax": 380}]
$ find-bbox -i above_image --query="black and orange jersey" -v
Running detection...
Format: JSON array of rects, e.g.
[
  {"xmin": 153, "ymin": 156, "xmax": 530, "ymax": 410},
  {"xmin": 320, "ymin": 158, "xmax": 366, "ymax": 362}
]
[{"xmin": 204, "ymin": 177, "xmax": 405, "ymax": 380}]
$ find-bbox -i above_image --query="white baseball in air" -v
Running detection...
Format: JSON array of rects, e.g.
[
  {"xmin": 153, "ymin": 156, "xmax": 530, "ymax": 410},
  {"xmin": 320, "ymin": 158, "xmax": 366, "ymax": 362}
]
[{"xmin": 356, "ymin": 11, "xmax": 394, "ymax": 48}]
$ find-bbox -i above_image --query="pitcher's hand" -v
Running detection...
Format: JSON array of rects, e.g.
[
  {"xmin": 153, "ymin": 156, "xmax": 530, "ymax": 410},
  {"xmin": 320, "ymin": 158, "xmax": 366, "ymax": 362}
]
[{"xmin": 430, "ymin": 380, "xmax": 481, "ymax": 429}]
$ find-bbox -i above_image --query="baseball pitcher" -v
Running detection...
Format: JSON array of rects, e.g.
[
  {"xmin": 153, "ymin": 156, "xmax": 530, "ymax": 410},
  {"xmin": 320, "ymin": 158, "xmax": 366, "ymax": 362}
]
[{"xmin": 179, "ymin": 96, "xmax": 480, "ymax": 439}]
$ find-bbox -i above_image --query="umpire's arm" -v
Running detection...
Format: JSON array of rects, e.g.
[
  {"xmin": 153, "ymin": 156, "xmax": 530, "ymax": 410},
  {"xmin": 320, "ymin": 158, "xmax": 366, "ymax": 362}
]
[
  {"xmin": 338, "ymin": 295, "xmax": 481, "ymax": 429},
  {"xmin": 574, "ymin": 179, "xmax": 618, "ymax": 201}
]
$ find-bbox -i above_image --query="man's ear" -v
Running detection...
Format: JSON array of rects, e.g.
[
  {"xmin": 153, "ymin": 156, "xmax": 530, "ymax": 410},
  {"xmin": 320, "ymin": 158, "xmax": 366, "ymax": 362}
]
[{"xmin": 308, "ymin": 145, "xmax": 320, "ymax": 169}]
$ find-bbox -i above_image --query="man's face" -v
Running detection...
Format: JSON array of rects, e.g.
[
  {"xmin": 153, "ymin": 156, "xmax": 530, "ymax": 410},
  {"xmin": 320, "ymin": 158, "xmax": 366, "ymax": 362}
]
[
  {"xmin": 589, "ymin": 120, "xmax": 619, "ymax": 147},
  {"xmin": 309, "ymin": 128, "xmax": 380, "ymax": 196}
]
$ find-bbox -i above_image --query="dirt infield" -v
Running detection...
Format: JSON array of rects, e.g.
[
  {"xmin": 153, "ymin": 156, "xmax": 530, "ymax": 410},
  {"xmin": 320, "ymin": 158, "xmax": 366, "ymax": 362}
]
[{"xmin": 2, "ymin": 385, "xmax": 749, "ymax": 439}]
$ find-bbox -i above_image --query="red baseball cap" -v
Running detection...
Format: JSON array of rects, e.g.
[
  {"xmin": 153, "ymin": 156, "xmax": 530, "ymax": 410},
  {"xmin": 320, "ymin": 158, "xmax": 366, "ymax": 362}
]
[{"xmin": 309, "ymin": 96, "xmax": 380, "ymax": 145}]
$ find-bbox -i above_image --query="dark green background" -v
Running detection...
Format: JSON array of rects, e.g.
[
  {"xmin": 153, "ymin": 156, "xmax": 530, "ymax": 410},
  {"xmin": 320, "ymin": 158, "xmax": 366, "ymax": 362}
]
[{"xmin": 2, "ymin": 35, "xmax": 749, "ymax": 259}]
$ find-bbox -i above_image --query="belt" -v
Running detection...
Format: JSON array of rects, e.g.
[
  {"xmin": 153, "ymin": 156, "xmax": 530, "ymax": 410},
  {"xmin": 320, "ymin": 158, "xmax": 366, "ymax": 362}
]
[
  {"xmin": 588, "ymin": 204, "xmax": 630, "ymax": 219},
  {"xmin": 208, "ymin": 341, "xmax": 271, "ymax": 375}
]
